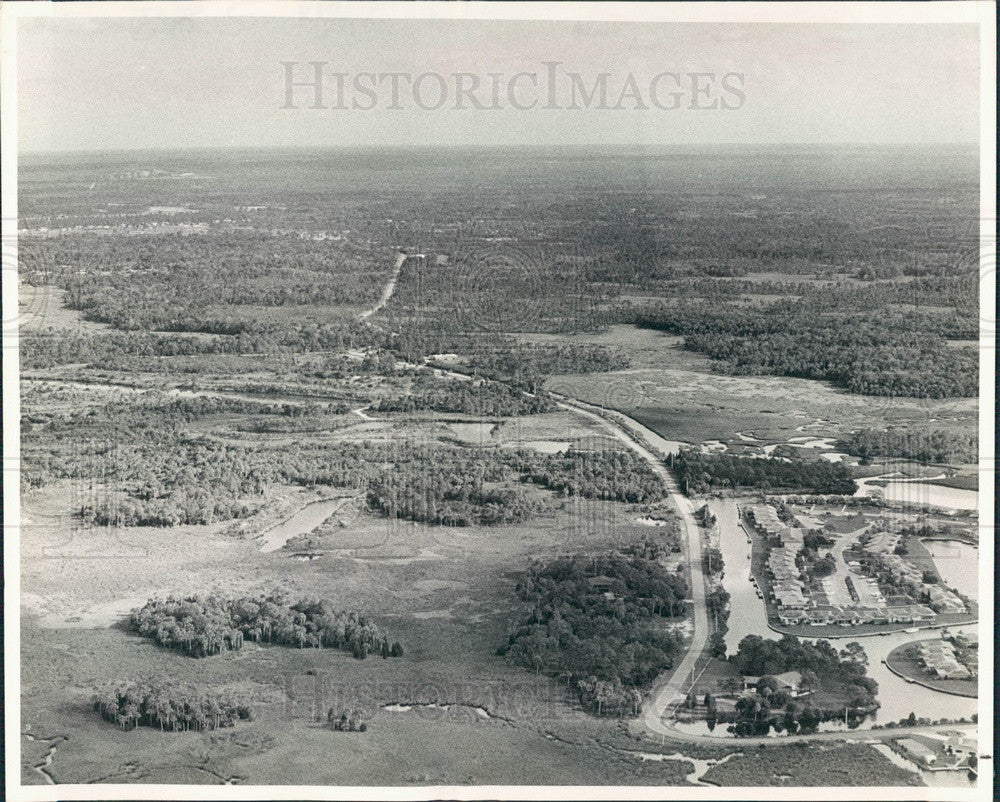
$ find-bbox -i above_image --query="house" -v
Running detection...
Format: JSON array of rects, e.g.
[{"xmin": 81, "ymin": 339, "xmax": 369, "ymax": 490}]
[
  {"xmin": 897, "ymin": 738, "xmax": 937, "ymax": 766},
  {"xmin": 950, "ymin": 633, "xmax": 978, "ymax": 649},
  {"xmin": 773, "ymin": 671, "xmax": 802, "ymax": 692},
  {"xmin": 926, "ymin": 585, "xmax": 965, "ymax": 614},
  {"xmin": 742, "ymin": 671, "xmax": 802, "ymax": 695},
  {"xmin": 944, "ymin": 735, "xmax": 977, "ymax": 758},
  {"xmin": 917, "ymin": 640, "xmax": 971, "ymax": 678},
  {"xmin": 586, "ymin": 575, "xmax": 615, "ymax": 591}
]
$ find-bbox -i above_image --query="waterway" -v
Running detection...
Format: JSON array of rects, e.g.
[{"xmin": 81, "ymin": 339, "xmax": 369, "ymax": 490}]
[
  {"xmin": 922, "ymin": 540, "xmax": 978, "ymax": 599},
  {"xmin": 708, "ymin": 498, "xmax": 978, "ymax": 733},
  {"xmin": 710, "ymin": 498, "xmax": 769, "ymax": 653},
  {"xmin": 258, "ymin": 498, "xmax": 347, "ymax": 553},
  {"xmin": 855, "ymin": 477, "xmax": 978, "ymax": 511}
]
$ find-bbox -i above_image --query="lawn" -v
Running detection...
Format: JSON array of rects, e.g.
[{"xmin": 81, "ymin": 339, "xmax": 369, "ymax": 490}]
[{"xmin": 884, "ymin": 640, "xmax": 977, "ymax": 698}]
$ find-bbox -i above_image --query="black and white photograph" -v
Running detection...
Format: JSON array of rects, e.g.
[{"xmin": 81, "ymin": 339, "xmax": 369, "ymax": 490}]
[{"xmin": 2, "ymin": 2, "xmax": 995, "ymax": 799}]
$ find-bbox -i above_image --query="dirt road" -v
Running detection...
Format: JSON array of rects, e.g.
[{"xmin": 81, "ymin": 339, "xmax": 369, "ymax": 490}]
[{"xmin": 358, "ymin": 251, "xmax": 412, "ymax": 321}]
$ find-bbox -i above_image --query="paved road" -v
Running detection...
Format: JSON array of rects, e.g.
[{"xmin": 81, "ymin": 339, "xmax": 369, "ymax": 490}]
[
  {"xmin": 354, "ymin": 251, "xmax": 985, "ymax": 751},
  {"xmin": 547, "ymin": 394, "xmax": 709, "ymax": 732}
]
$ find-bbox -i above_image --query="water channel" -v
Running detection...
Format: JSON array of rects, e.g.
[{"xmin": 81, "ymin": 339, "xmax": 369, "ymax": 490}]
[
  {"xmin": 921, "ymin": 540, "xmax": 978, "ymax": 599},
  {"xmin": 854, "ymin": 477, "xmax": 978, "ymax": 512},
  {"xmin": 258, "ymin": 498, "xmax": 347, "ymax": 553},
  {"xmin": 708, "ymin": 498, "xmax": 979, "ymax": 731}
]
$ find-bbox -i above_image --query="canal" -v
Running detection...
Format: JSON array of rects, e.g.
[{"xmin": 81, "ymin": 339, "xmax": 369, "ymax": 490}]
[{"xmin": 709, "ymin": 498, "xmax": 979, "ymax": 730}]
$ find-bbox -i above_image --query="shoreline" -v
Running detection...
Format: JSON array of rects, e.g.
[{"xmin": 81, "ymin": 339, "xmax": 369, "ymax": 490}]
[{"xmin": 882, "ymin": 640, "xmax": 978, "ymax": 699}]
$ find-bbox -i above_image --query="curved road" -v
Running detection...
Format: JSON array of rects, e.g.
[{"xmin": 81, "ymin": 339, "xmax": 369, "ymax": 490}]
[
  {"xmin": 357, "ymin": 249, "xmax": 711, "ymax": 736},
  {"xmin": 547, "ymin": 393, "xmax": 708, "ymax": 733},
  {"xmin": 649, "ymin": 721, "xmax": 978, "ymax": 748},
  {"xmin": 360, "ymin": 249, "xmax": 982, "ymax": 752}
]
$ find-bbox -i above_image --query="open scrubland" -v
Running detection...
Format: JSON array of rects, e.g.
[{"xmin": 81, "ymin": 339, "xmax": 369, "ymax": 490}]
[{"xmin": 18, "ymin": 145, "xmax": 980, "ymax": 786}]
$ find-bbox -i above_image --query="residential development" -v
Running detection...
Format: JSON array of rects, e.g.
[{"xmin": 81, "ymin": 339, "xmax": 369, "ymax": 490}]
[{"xmin": 748, "ymin": 505, "xmax": 942, "ymax": 628}]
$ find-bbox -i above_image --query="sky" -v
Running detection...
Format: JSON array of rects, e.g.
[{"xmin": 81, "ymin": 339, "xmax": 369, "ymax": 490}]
[{"xmin": 17, "ymin": 17, "xmax": 980, "ymax": 152}]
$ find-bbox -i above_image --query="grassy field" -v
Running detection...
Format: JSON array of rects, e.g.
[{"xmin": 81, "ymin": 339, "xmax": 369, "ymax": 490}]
[
  {"xmin": 539, "ymin": 331, "xmax": 977, "ymax": 449},
  {"xmin": 21, "ymin": 622, "xmax": 707, "ymax": 786},
  {"xmin": 20, "ymin": 469, "xmax": 697, "ymax": 785},
  {"xmin": 700, "ymin": 743, "xmax": 923, "ymax": 787}
]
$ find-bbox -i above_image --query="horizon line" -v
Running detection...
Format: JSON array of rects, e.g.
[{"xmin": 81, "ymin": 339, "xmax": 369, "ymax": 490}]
[{"xmin": 20, "ymin": 141, "xmax": 981, "ymax": 158}]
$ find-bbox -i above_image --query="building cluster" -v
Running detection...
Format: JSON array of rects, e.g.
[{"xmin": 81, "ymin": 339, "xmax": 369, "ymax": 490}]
[
  {"xmin": 752, "ymin": 505, "xmax": 809, "ymax": 609},
  {"xmin": 748, "ymin": 505, "xmax": 937, "ymax": 628},
  {"xmin": 862, "ymin": 531, "xmax": 966, "ymax": 614},
  {"xmin": 917, "ymin": 640, "xmax": 973, "ymax": 680},
  {"xmin": 944, "ymin": 734, "xmax": 977, "ymax": 760},
  {"xmin": 896, "ymin": 734, "xmax": 977, "ymax": 768}
]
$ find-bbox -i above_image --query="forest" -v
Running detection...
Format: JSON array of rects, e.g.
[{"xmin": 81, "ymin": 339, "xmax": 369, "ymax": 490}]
[
  {"xmin": 373, "ymin": 376, "xmax": 556, "ymax": 416},
  {"xmin": 92, "ymin": 679, "xmax": 255, "ymax": 732},
  {"xmin": 630, "ymin": 276, "xmax": 977, "ymax": 398},
  {"xmin": 367, "ymin": 472, "xmax": 539, "ymax": 526},
  {"xmin": 499, "ymin": 547, "xmax": 688, "ymax": 716},
  {"xmin": 520, "ymin": 447, "xmax": 664, "ymax": 504},
  {"xmin": 670, "ymin": 451, "xmax": 857, "ymax": 495},
  {"xmin": 18, "ymin": 232, "xmax": 391, "ymax": 332},
  {"xmin": 24, "ymin": 383, "xmax": 663, "ymax": 527},
  {"xmin": 836, "ymin": 428, "xmax": 977, "ymax": 464},
  {"xmin": 462, "ymin": 343, "xmax": 631, "ymax": 390},
  {"xmin": 129, "ymin": 592, "xmax": 402, "ymax": 658}
]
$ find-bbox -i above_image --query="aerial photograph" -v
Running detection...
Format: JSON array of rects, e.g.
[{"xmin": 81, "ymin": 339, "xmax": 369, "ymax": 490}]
[{"xmin": 5, "ymin": 4, "xmax": 993, "ymax": 799}]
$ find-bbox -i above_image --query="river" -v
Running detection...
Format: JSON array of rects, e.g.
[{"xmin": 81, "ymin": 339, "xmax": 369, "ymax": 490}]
[
  {"xmin": 258, "ymin": 498, "xmax": 348, "ymax": 553},
  {"xmin": 855, "ymin": 477, "xmax": 978, "ymax": 511},
  {"xmin": 710, "ymin": 498, "xmax": 979, "ymax": 731}
]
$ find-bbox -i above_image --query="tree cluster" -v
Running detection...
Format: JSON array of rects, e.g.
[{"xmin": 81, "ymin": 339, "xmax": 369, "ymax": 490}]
[
  {"xmin": 731, "ymin": 634, "xmax": 878, "ymax": 708},
  {"xmin": 836, "ymin": 428, "xmax": 977, "ymax": 464},
  {"xmin": 129, "ymin": 592, "xmax": 402, "ymax": 659},
  {"xmin": 520, "ymin": 447, "xmax": 664, "ymax": 504},
  {"xmin": 92, "ymin": 679, "xmax": 254, "ymax": 732},
  {"xmin": 632, "ymin": 277, "xmax": 977, "ymax": 398},
  {"xmin": 671, "ymin": 451, "xmax": 856, "ymax": 495},
  {"xmin": 374, "ymin": 376, "xmax": 556, "ymax": 416},
  {"xmin": 499, "ymin": 550, "xmax": 688, "ymax": 716}
]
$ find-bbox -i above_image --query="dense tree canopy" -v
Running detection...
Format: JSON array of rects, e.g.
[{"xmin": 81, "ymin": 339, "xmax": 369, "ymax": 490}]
[
  {"xmin": 130, "ymin": 592, "xmax": 401, "ymax": 659},
  {"xmin": 837, "ymin": 428, "xmax": 976, "ymax": 464},
  {"xmin": 671, "ymin": 451, "xmax": 857, "ymax": 495},
  {"xmin": 92, "ymin": 679, "xmax": 255, "ymax": 732},
  {"xmin": 500, "ymin": 548, "xmax": 688, "ymax": 716}
]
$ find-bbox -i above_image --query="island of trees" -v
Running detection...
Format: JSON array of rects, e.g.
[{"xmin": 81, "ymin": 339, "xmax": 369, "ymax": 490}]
[
  {"xmin": 92, "ymin": 679, "xmax": 255, "ymax": 732},
  {"xmin": 129, "ymin": 592, "xmax": 402, "ymax": 659},
  {"xmin": 836, "ymin": 428, "xmax": 977, "ymax": 465},
  {"xmin": 670, "ymin": 451, "xmax": 857, "ymax": 495}
]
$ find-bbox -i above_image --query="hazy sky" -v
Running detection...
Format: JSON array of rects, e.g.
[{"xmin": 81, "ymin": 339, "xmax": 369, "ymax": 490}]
[{"xmin": 18, "ymin": 17, "xmax": 979, "ymax": 152}]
